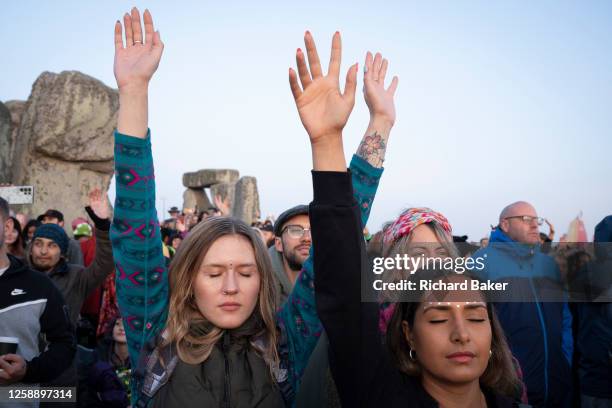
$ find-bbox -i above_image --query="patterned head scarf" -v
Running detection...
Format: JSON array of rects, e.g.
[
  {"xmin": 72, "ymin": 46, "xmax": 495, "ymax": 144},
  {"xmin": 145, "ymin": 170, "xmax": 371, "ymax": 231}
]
[{"xmin": 383, "ymin": 207, "xmax": 452, "ymax": 246}]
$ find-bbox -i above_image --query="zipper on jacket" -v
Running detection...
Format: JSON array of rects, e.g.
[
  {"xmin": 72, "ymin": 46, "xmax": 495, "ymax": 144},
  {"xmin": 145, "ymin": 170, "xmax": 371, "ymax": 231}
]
[
  {"xmin": 529, "ymin": 277, "xmax": 549, "ymax": 405},
  {"xmin": 222, "ymin": 332, "xmax": 231, "ymax": 408}
]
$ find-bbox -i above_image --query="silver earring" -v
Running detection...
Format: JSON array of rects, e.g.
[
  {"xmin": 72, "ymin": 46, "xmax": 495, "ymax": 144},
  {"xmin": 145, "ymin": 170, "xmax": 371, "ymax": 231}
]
[
  {"xmin": 409, "ymin": 348, "xmax": 416, "ymax": 361},
  {"xmin": 489, "ymin": 349, "xmax": 493, "ymax": 357}
]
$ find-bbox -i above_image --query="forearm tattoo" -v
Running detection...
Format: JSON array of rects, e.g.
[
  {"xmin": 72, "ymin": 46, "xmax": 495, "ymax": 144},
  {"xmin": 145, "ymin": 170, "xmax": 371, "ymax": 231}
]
[{"xmin": 357, "ymin": 131, "xmax": 388, "ymax": 168}]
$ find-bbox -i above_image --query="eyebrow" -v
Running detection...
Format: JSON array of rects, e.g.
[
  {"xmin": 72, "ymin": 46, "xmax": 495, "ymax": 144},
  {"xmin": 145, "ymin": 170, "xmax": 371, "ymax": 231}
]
[
  {"xmin": 422, "ymin": 303, "xmax": 487, "ymax": 311},
  {"xmin": 202, "ymin": 263, "xmax": 257, "ymax": 268}
]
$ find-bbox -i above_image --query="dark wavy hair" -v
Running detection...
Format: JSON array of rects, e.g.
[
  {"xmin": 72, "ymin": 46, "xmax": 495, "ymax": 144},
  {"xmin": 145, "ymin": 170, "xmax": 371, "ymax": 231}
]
[{"xmin": 385, "ymin": 269, "xmax": 521, "ymax": 398}]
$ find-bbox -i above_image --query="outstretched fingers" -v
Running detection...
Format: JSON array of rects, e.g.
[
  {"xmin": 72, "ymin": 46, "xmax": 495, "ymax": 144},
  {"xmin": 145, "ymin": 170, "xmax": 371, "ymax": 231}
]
[
  {"xmin": 388, "ymin": 76, "xmax": 399, "ymax": 96},
  {"xmin": 342, "ymin": 62, "xmax": 358, "ymax": 105},
  {"xmin": 123, "ymin": 13, "xmax": 133, "ymax": 47},
  {"xmin": 328, "ymin": 31, "xmax": 342, "ymax": 79},
  {"xmin": 364, "ymin": 51, "xmax": 373, "ymax": 82},
  {"xmin": 296, "ymin": 48, "xmax": 312, "ymax": 89},
  {"xmin": 380, "ymin": 58, "xmax": 388, "ymax": 83},
  {"xmin": 114, "ymin": 20, "xmax": 124, "ymax": 51},
  {"xmin": 372, "ymin": 52, "xmax": 382, "ymax": 81},
  {"xmin": 131, "ymin": 7, "xmax": 143, "ymax": 44},
  {"xmin": 143, "ymin": 9, "xmax": 155, "ymax": 46},
  {"xmin": 289, "ymin": 68, "xmax": 303, "ymax": 100},
  {"xmin": 304, "ymin": 31, "xmax": 323, "ymax": 78}
]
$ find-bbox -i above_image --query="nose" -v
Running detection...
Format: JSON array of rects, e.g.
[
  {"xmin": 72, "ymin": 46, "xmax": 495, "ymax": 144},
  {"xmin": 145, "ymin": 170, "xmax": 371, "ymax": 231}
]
[
  {"xmin": 301, "ymin": 229, "xmax": 312, "ymax": 242},
  {"xmin": 449, "ymin": 317, "xmax": 470, "ymax": 345},
  {"xmin": 221, "ymin": 270, "xmax": 239, "ymax": 295}
]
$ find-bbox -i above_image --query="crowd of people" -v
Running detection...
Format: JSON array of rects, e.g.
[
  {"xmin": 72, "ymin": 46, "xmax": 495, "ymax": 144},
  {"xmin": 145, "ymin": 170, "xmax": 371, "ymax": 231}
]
[{"xmin": 0, "ymin": 7, "xmax": 610, "ymax": 408}]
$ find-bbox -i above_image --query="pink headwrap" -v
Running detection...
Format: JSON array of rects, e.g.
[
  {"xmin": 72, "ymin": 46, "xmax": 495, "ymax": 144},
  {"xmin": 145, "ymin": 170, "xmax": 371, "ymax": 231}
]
[
  {"xmin": 379, "ymin": 207, "xmax": 453, "ymax": 334},
  {"xmin": 383, "ymin": 207, "xmax": 452, "ymax": 246}
]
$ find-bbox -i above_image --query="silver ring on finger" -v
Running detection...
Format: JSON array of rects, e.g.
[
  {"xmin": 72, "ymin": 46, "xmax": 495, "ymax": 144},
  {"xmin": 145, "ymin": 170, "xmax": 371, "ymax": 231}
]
[{"xmin": 133, "ymin": 40, "xmax": 143, "ymax": 45}]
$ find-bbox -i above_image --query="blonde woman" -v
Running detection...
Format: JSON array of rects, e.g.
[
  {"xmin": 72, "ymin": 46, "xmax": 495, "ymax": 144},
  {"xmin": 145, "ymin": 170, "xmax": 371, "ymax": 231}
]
[
  {"xmin": 109, "ymin": 7, "xmax": 389, "ymax": 407},
  {"xmin": 110, "ymin": 8, "xmax": 316, "ymax": 407}
]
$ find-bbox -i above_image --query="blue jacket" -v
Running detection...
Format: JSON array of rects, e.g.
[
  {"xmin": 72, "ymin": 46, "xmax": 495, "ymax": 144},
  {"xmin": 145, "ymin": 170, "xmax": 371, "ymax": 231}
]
[
  {"xmin": 575, "ymin": 215, "xmax": 612, "ymax": 398},
  {"xmin": 472, "ymin": 228, "xmax": 573, "ymax": 408}
]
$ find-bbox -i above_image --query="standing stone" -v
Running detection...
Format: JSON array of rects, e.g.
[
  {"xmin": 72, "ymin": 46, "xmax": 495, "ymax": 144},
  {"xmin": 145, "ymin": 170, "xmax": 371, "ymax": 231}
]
[
  {"xmin": 0, "ymin": 102, "xmax": 11, "ymax": 182},
  {"xmin": 182, "ymin": 188, "xmax": 212, "ymax": 213},
  {"xmin": 183, "ymin": 169, "xmax": 239, "ymax": 189},
  {"xmin": 10, "ymin": 71, "xmax": 118, "ymax": 231},
  {"xmin": 5, "ymin": 100, "xmax": 27, "ymax": 142},
  {"xmin": 233, "ymin": 176, "xmax": 260, "ymax": 225}
]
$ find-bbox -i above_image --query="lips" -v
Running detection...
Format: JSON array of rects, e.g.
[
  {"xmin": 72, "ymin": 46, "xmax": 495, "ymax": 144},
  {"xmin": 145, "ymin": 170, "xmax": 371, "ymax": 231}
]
[
  {"xmin": 219, "ymin": 302, "xmax": 241, "ymax": 312},
  {"xmin": 446, "ymin": 351, "xmax": 475, "ymax": 363}
]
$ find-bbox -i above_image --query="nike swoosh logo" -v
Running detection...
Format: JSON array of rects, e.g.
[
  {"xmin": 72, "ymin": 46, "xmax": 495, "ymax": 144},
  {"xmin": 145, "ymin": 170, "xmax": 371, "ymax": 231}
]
[{"xmin": 11, "ymin": 289, "xmax": 26, "ymax": 296}]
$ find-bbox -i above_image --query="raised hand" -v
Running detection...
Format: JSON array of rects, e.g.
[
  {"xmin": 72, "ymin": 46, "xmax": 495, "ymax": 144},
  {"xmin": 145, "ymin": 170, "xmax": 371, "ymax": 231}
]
[
  {"xmin": 356, "ymin": 51, "xmax": 399, "ymax": 168},
  {"xmin": 363, "ymin": 52, "xmax": 398, "ymax": 126},
  {"xmin": 214, "ymin": 194, "xmax": 232, "ymax": 217},
  {"xmin": 289, "ymin": 32, "xmax": 358, "ymax": 171},
  {"xmin": 114, "ymin": 8, "xmax": 163, "ymax": 91},
  {"xmin": 114, "ymin": 8, "xmax": 164, "ymax": 138},
  {"xmin": 88, "ymin": 189, "xmax": 111, "ymax": 220}
]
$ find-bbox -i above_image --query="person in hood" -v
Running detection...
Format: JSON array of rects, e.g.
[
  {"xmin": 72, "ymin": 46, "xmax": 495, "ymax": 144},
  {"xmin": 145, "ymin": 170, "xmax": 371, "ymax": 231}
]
[
  {"xmin": 0, "ymin": 197, "xmax": 75, "ymax": 408},
  {"xmin": 471, "ymin": 202, "xmax": 573, "ymax": 407}
]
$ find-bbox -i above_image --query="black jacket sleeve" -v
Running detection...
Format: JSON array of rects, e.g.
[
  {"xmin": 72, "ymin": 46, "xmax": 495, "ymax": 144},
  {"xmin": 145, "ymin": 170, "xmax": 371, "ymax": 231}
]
[
  {"xmin": 22, "ymin": 281, "xmax": 76, "ymax": 383},
  {"xmin": 311, "ymin": 170, "xmax": 387, "ymax": 408}
]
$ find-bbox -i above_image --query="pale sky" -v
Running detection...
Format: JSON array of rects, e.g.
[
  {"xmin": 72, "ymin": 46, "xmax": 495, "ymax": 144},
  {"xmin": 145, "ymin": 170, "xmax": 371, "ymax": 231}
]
[{"xmin": 2, "ymin": 1, "xmax": 611, "ymax": 240}]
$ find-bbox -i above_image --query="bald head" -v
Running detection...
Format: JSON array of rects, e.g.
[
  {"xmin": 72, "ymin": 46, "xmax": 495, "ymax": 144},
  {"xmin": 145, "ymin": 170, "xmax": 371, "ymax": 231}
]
[
  {"xmin": 498, "ymin": 201, "xmax": 540, "ymax": 244},
  {"xmin": 499, "ymin": 201, "xmax": 537, "ymax": 223}
]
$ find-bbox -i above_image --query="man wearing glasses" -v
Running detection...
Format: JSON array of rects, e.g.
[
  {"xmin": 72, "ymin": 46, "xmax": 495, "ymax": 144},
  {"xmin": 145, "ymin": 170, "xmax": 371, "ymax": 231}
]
[
  {"xmin": 472, "ymin": 201, "xmax": 573, "ymax": 408},
  {"xmin": 269, "ymin": 205, "xmax": 311, "ymax": 304}
]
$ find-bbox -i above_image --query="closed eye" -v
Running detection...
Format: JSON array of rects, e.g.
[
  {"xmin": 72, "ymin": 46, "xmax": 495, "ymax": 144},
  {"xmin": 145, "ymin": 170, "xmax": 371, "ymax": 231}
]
[{"xmin": 429, "ymin": 320, "xmax": 447, "ymax": 324}]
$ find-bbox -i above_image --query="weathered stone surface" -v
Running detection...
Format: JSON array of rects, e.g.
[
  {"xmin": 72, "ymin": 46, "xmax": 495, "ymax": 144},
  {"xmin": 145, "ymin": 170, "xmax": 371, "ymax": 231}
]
[
  {"xmin": 183, "ymin": 169, "xmax": 239, "ymax": 188},
  {"xmin": 210, "ymin": 182, "xmax": 236, "ymax": 214},
  {"xmin": 0, "ymin": 102, "xmax": 11, "ymax": 182},
  {"xmin": 233, "ymin": 176, "xmax": 260, "ymax": 225},
  {"xmin": 9, "ymin": 71, "xmax": 118, "ymax": 231},
  {"xmin": 26, "ymin": 71, "xmax": 118, "ymax": 161},
  {"xmin": 5, "ymin": 100, "xmax": 26, "ymax": 142},
  {"xmin": 182, "ymin": 188, "xmax": 212, "ymax": 212}
]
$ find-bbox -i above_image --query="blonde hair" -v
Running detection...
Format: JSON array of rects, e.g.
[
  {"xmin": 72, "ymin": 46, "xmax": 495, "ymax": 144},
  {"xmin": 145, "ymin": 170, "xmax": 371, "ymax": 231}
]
[{"xmin": 159, "ymin": 217, "xmax": 278, "ymax": 369}]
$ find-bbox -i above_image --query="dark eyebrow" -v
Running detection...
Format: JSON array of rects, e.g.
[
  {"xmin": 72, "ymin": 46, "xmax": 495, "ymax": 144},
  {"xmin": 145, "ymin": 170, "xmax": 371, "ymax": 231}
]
[
  {"xmin": 423, "ymin": 303, "xmax": 487, "ymax": 312},
  {"xmin": 202, "ymin": 263, "xmax": 257, "ymax": 268}
]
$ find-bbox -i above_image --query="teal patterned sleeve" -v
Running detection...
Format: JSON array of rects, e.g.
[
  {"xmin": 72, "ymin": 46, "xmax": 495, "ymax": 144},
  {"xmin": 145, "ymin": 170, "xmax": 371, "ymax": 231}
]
[
  {"xmin": 276, "ymin": 154, "xmax": 384, "ymax": 400},
  {"xmin": 110, "ymin": 130, "xmax": 169, "ymax": 371}
]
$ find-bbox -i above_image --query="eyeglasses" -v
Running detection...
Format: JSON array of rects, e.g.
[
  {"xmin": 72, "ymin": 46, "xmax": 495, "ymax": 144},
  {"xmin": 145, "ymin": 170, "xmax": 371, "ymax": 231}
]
[
  {"xmin": 281, "ymin": 225, "xmax": 312, "ymax": 239},
  {"xmin": 504, "ymin": 216, "xmax": 544, "ymax": 226}
]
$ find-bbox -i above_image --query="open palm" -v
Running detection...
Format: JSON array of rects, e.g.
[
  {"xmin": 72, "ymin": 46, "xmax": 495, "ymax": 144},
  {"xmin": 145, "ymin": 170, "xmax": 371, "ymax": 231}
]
[
  {"xmin": 289, "ymin": 32, "xmax": 358, "ymax": 145},
  {"xmin": 113, "ymin": 8, "xmax": 164, "ymax": 90},
  {"xmin": 363, "ymin": 51, "xmax": 398, "ymax": 125},
  {"xmin": 89, "ymin": 189, "xmax": 110, "ymax": 220}
]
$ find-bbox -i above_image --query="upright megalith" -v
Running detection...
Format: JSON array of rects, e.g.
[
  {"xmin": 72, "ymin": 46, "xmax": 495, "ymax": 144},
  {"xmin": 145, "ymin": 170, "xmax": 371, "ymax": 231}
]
[
  {"xmin": 6, "ymin": 71, "xmax": 118, "ymax": 231},
  {"xmin": 182, "ymin": 168, "xmax": 260, "ymax": 225}
]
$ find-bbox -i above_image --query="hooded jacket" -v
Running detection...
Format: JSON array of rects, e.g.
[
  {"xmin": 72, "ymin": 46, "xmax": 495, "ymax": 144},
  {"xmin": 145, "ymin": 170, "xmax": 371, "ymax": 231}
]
[
  {"xmin": 471, "ymin": 229, "xmax": 573, "ymax": 407},
  {"xmin": 575, "ymin": 215, "xmax": 612, "ymax": 399},
  {"xmin": 0, "ymin": 254, "xmax": 75, "ymax": 407}
]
